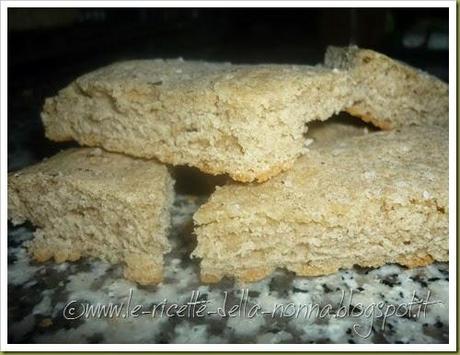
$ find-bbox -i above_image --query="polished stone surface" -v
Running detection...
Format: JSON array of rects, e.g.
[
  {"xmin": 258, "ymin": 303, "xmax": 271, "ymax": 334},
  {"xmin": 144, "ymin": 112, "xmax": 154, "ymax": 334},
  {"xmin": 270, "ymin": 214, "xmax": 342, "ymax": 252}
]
[{"xmin": 8, "ymin": 194, "xmax": 449, "ymax": 344}]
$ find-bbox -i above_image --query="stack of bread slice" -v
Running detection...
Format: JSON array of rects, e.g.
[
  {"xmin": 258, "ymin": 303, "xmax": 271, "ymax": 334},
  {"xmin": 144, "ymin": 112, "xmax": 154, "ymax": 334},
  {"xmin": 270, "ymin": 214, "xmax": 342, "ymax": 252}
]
[
  {"xmin": 193, "ymin": 125, "xmax": 448, "ymax": 282},
  {"xmin": 9, "ymin": 148, "xmax": 173, "ymax": 285},
  {"xmin": 8, "ymin": 46, "xmax": 449, "ymax": 284}
]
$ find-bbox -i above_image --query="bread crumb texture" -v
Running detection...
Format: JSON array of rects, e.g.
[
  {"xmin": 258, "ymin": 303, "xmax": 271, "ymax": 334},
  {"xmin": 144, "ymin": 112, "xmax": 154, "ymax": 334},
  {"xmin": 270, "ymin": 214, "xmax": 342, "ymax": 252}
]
[
  {"xmin": 8, "ymin": 148, "xmax": 174, "ymax": 285},
  {"xmin": 193, "ymin": 126, "xmax": 448, "ymax": 283},
  {"xmin": 42, "ymin": 60, "xmax": 354, "ymax": 182},
  {"xmin": 325, "ymin": 46, "xmax": 448, "ymax": 130}
]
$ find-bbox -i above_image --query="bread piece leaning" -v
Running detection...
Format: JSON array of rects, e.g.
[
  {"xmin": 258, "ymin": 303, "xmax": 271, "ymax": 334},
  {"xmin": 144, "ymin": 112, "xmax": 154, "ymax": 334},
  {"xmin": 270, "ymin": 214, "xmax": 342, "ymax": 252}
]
[
  {"xmin": 42, "ymin": 60, "xmax": 353, "ymax": 183},
  {"xmin": 325, "ymin": 46, "xmax": 448, "ymax": 130},
  {"xmin": 192, "ymin": 125, "xmax": 448, "ymax": 283},
  {"xmin": 8, "ymin": 148, "xmax": 174, "ymax": 285}
]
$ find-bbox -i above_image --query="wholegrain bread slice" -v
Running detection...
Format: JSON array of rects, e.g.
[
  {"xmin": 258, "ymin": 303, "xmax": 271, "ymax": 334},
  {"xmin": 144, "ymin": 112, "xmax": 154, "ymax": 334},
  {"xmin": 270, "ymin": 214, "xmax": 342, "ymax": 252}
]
[
  {"xmin": 8, "ymin": 148, "xmax": 174, "ymax": 285},
  {"xmin": 324, "ymin": 46, "xmax": 448, "ymax": 129},
  {"xmin": 192, "ymin": 125, "xmax": 448, "ymax": 283},
  {"xmin": 42, "ymin": 60, "xmax": 353, "ymax": 183}
]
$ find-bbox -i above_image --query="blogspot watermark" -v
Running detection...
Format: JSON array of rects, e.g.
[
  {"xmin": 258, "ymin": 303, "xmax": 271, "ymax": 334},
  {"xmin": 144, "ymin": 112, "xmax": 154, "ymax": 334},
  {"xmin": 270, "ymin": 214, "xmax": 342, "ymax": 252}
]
[{"xmin": 62, "ymin": 288, "xmax": 442, "ymax": 338}]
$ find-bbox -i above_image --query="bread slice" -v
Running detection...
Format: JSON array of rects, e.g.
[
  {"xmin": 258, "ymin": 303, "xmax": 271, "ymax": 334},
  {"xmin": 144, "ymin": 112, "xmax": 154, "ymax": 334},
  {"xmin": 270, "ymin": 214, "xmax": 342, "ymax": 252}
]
[
  {"xmin": 41, "ymin": 59, "xmax": 353, "ymax": 183},
  {"xmin": 192, "ymin": 126, "xmax": 448, "ymax": 283},
  {"xmin": 324, "ymin": 46, "xmax": 448, "ymax": 130},
  {"xmin": 306, "ymin": 113, "xmax": 377, "ymax": 145},
  {"xmin": 8, "ymin": 148, "xmax": 174, "ymax": 285}
]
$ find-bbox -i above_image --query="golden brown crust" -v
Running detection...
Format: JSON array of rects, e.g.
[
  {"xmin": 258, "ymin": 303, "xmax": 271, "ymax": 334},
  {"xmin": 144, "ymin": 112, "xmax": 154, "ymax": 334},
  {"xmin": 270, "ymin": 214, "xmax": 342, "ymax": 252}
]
[
  {"xmin": 123, "ymin": 269, "xmax": 163, "ymax": 286},
  {"xmin": 200, "ymin": 273, "xmax": 224, "ymax": 284},
  {"xmin": 30, "ymin": 246, "xmax": 82, "ymax": 264},
  {"xmin": 396, "ymin": 253, "xmax": 435, "ymax": 268},
  {"xmin": 201, "ymin": 266, "xmax": 274, "ymax": 283},
  {"xmin": 345, "ymin": 105, "xmax": 393, "ymax": 130},
  {"xmin": 201, "ymin": 252, "xmax": 442, "ymax": 284},
  {"xmin": 191, "ymin": 158, "xmax": 296, "ymax": 183},
  {"xmin": 123, "ymin": 253, "xmax": 164, "ymax": 285},
  {"xmin": 30, "ymin": 243, "xmax": 165, "ymax": 285},
  {"xmin": 251, "ymin": 161, "xmax": 296, "ymax": 183}
]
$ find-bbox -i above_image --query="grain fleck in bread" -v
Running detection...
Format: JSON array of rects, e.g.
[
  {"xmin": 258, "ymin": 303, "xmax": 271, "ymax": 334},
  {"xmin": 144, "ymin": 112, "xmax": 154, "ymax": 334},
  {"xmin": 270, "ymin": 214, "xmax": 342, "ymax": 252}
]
[
  {"xmin": 42, "ymin": 60, "xmax": 353, "ymax": 182},
  {"xmin": 192, "ymin": 126, "xmax": 448, "ymax": 283},
  {"xmin": 325, "ymin": 46, "xmax": 448, "ymax": 129},
  {"xmin": 8, "ymin": 148, "xmax": 174, "ymax": 285}
]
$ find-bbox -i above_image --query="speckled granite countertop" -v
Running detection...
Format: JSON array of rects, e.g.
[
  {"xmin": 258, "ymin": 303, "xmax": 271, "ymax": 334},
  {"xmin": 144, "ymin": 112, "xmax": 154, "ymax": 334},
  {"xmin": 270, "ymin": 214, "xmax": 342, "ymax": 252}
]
[{"xmin": 8, "ymin": 194, "xmax": 449, "ymax": 344}]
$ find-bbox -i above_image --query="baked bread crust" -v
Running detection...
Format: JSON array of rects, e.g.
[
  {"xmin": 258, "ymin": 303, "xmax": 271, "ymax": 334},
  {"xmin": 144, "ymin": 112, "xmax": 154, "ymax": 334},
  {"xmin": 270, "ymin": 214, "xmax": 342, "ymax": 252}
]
[
  {"xmin": 42, "ymin": 60, "xmax": 353, "ymax": 182},
  {"xmin": 8, "ymin": 148, "xmax": 174, "ymax": 285},
  {"xmin": 193, "ymin": 126, "xmax": 448, "ymax": 283},
  {"xmin": 325, "ymin": 46, "xmax": 448, "ymax": 130}
]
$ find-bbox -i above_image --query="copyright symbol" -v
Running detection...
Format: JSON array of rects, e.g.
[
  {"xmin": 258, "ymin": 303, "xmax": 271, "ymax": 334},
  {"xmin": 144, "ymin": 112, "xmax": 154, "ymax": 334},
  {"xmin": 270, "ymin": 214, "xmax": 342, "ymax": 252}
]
[{"xmin": 63, "ymin": 300, "xmax": 85, "ymax": 320}]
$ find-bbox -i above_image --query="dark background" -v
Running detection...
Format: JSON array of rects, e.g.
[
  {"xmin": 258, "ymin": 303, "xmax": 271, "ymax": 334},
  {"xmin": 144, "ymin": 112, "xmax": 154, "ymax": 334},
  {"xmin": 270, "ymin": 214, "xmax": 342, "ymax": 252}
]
[{"xmin": 8, "ymin": 8, "xmax": 449, "ymax": 172}]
